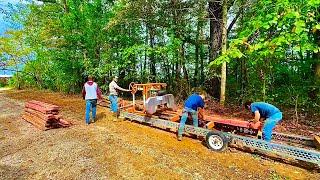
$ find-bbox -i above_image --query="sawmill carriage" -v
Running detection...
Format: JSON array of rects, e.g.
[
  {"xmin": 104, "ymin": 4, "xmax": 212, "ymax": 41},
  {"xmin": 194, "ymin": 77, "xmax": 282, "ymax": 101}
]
[{"xmin": 121, "ymin": 82, "xmax": 263, "ymax": 151}]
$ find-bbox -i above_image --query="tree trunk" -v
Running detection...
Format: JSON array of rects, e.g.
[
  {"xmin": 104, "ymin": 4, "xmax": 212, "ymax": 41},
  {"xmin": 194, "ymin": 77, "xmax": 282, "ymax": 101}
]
[
  {"xmin": 316, "ymin": 64, "xmax": 320, "ymax": 83},
  {"xmin": 240, "ymin": 58, "xmax": 247, "ymax": 103},
  {"xmin": 314, "ymin": 14, "xmax": 320, "ymax": 84},
  {"xmin": 314, "ymin": 36, "xmax": 320, "ymax": 102},
  {"xmin": 209, "ymin": 0, "xmax": 223, "ymax": 99},
  {"xmin": 208, "ymin": 0, "xmax": 222, "ymax": 61},
  {"xmin": 175, "ymin": 60, "xmax": 180, "ymax": 81},
  {"xmin": 61, "ymin": 0, "xmax": 69, "ymax": 13},
  {"xmin": 199, "ymin": 23, "xmax": 205, "ymax": 84},
  {"xmin": 220, "ymin": 0, "xmax": 227, "ymax": 106},
  {"xmin": 194, "ymin": 20, "xmax": 200, "ymax": 87},
  {"xmin": 172, "ymin": 0, "xmax": 181, "ymax": 83},
  {"xmin": 163, "ymin": 55, "xmax": 171, "ymax": 85},
  {"xmin": 181, "ymin": 42, "xmax": 188, "ymax": 82},
  {"xmin": 143, "ymin": 23, "xmax": 148, "ymax": 83},
  {"xmin": 149, "ymin": 25, "xmax": 156, "ymax": 81},
  {"xmin": 200, "ymin": 44, "xmax": 205, "ymax": 84},
  {"xmin": 14, "ymin": 58, "xmax": 20, "ymax": 89},
  {"xmin": 194, "ymin": 43, "xmax": 199, "ymax": 87}
]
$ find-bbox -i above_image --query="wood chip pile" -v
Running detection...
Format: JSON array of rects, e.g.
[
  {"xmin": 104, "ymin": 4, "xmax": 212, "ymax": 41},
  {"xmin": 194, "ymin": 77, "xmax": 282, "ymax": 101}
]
[{"xmin": 22, "ymin": 100, "xmax": 71, "ymax": 130}]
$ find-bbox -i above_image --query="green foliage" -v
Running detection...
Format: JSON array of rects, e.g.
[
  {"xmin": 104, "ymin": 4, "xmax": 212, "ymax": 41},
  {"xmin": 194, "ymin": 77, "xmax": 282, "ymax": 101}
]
[
  {"xmin": 1, "ymin": 0, "xmax": 319, "ymax": 117},
  {"xmin": 0, "ymin": 81, "xmax": 6, "ymax": 87},
  {"xmin": 216, "ymin": 0, "xmax": 320, "ymax": 113},
  {"xmin": 0, "ymin": 30, "xmax": 32, "ymax": 89}
]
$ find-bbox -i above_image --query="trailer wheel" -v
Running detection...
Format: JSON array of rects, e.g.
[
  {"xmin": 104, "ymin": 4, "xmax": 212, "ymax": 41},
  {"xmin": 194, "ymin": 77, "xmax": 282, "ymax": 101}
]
[{"xmin": 206, "ymin": 131, "xmax": 228, "ymax": 152}]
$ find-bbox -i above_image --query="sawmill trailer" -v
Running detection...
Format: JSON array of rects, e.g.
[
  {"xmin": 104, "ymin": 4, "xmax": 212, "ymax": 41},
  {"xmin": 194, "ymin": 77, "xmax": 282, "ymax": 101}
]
[{"xmin": 107, "ymin": 82, "xmax": 320, "ymax": 167}]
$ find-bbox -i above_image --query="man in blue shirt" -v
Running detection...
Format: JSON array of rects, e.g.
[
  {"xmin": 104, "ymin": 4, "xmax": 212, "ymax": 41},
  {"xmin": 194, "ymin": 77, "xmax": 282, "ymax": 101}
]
[
  {"xmin": 177, "ymin": 92, "xmax": 206, "ymax": 141},
  {"xmin": 245, "ymin": 101, "xmax": 282, "ymax": 141}
]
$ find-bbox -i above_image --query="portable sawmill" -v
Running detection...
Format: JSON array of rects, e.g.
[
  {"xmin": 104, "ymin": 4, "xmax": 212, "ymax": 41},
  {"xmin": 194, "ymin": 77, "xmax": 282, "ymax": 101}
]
[{"xmin": 103, "ymin": 82, "xmax": 320, "ymax": 167}]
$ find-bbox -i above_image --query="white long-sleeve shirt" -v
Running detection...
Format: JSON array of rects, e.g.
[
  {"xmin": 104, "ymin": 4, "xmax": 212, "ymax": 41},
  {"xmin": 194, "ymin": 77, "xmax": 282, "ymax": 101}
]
[{"xmin": 109, "ymin": 80, "xmax": 127, "ymax": 96}]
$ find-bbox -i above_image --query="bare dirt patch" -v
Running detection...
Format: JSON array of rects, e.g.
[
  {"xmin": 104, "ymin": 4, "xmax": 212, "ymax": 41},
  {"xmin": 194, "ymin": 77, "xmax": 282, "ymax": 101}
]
[{"xmin": 0, "ymin": 89, "xmax": 319, "ymax": 179}]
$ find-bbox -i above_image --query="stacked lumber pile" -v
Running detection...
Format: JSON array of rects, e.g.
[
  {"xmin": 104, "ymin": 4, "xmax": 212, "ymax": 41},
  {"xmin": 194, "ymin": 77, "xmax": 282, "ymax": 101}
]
[{"xmin": 22, "ymin": 100, "xmax": 71, "ymax": 130}]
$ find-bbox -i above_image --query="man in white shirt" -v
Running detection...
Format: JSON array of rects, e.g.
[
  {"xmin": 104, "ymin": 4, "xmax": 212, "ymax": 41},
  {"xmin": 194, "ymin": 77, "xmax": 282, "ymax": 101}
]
[
  {"xmin": 109, "ymin": 76, "xmax": 131, "ymax": 116},
  {"xmin": 82, "ymin": 76, "xmax": 102, "ymax": 125}
]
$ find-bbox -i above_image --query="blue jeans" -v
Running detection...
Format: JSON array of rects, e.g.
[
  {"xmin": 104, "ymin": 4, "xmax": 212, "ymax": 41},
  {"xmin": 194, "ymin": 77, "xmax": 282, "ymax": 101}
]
[
  {"xmin": 85, "ymin": 99, "xmax": 97, "ymax": 124},
  {"xmin": 178, "ymin": 107, "xmax": 198, "ymax": 137},
  {"xmin": 109, "ymin": 95, "xmax": 118, "ymax": 113},
  {"xmin": 263, "ymin": 112, "xmax": 282, "ymax": 141}
]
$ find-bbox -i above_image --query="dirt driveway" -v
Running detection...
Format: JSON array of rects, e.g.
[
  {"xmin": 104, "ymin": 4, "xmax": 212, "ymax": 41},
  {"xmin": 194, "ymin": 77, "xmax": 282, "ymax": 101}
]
[{"xmin": 0, "ymin": 89, "xmax": 319, "ymax": 179}]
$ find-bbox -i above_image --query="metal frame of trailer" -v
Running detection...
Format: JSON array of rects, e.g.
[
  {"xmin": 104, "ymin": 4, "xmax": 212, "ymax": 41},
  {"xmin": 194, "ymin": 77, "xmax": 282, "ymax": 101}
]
[{"xmin": 120, "ymin": 111, "xmax": 320, "ymax": 167}]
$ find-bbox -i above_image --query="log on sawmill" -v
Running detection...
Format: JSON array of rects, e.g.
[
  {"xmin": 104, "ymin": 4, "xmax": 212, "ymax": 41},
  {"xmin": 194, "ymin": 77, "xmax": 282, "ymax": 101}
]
[{"xmin": 98, "ymin": 96, "xmax": 130, "ymax": 108}]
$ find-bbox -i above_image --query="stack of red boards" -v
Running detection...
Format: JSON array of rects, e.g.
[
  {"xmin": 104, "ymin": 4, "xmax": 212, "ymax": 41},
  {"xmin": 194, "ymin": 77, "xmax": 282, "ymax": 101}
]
[{"xmin": 22, "ymin": 100, "xmax": 71, "ymax": 130}]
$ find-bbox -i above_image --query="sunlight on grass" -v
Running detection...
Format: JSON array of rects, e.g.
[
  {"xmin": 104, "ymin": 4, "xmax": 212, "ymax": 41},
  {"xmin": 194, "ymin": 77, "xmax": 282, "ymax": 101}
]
[{"xmin": 0, "ymin": 87, "xmax": 12, "ymax": 91}]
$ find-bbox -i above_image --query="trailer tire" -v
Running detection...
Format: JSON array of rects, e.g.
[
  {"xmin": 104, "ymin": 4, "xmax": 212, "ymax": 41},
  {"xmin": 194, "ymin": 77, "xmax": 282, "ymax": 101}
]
[{"xmin": 206, "ymin": 131, "xmax": 228, "ymax": 152}]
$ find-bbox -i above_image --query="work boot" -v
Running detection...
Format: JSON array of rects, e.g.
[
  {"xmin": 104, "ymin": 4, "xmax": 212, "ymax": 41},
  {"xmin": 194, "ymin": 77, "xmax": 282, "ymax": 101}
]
[
  {"xmin": 257, "ymin": 131, "xmax": 262, "ymax": 139},
  {"xmin": 177, "ymin": 135, "xmax": 182, "ymax": 141}
]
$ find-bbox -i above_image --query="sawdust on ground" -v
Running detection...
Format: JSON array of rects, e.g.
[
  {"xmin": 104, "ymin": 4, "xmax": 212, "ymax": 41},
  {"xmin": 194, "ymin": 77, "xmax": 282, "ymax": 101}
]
[{"xmin": 0, "ymin": 89, "xmax": 319, "ymax": 179}]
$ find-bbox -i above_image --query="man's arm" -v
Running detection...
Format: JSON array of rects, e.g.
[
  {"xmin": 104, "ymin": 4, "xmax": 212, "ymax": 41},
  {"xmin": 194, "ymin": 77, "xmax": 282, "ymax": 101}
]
[
  {"xmin": 114, "ymin": 83, "xmax": 130, "ymax": 92},
  {"xmin": 199, "ymin": 97, "xmax": 205, "ymax": 108},
  {"xmin": 82, "ymin": 85, "xmax": 86, "ymax": 99},
  {"xmin": 96, "ymin": 86, "xmax": 102, "ymax": 100},
  {"xmin": 253, "ymin": 110, "xmax": 260, "ymax": 123},
  {"xmin": 198, "ymin": 108, "xmax": 204, "ymax": 120}
]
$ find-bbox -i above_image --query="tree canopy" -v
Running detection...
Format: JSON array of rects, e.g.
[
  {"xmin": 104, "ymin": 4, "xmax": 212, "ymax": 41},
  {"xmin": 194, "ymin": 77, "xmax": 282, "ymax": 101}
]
[{"xmin": 1, "ymin": 0, "xmax": 320, "ymax": 115}]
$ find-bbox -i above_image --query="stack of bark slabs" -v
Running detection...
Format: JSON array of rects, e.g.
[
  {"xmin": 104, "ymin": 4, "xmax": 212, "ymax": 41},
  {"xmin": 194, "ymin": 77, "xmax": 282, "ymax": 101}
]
[{"xmin": 22, "ymin": 100, "xmax": 71, "ymax": 130}]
